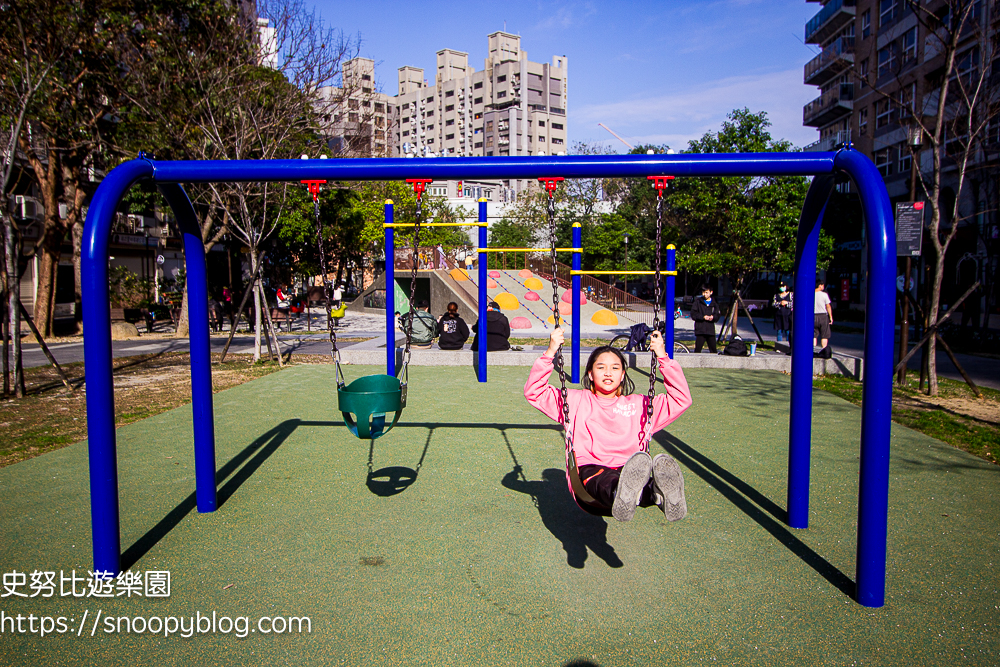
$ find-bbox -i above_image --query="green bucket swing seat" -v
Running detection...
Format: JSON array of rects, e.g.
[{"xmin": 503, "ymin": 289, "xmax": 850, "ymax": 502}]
[{"xmin": 337, "ymin": 374, "xmax": 405, "ymax": 440}]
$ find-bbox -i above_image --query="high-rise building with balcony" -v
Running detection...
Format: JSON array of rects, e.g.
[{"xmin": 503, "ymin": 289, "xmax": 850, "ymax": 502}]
[
  {"xmin": 390, "ymin": 31, "xmax": 568, "ymax": 164},
  {"xmin": 801, "ymin": 0, "xmax": 999, "ymax": 321}
]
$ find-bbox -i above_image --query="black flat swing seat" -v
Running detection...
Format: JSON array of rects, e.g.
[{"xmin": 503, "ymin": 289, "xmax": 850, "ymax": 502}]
[{"xmin": 338, "ymin": 374, "xmax": 405, "ymax": 440}]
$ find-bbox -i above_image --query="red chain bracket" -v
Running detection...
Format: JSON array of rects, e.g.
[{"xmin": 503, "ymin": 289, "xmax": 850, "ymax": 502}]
[
  {"xmin": 406, "ymin": 178, "xmax": 433, "ymax": 200},
  {"xmin": 538, "ymin": 177, "xmax": 564, "ymax": 197},
  {"xmin": 647, "ymin": 175, "xmax": 675, "ymax": 196},
  {"xmin": 301, "ymin": 179, "xmax": 327, "ymax": 202}
]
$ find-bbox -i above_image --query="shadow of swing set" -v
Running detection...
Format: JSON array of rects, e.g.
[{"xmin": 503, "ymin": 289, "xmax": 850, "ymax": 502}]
[{"xmin": 81, "ymin": 150, "xmax": 896, "ymax": 607}]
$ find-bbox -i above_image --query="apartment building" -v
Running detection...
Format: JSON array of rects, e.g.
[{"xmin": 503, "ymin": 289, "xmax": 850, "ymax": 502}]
[
  {"xmin": 802, "ymin": 0, "xmax": 998, "ymax": 316},
  {"xmin": 319, "ymin": 58, "xmax": 396, "ymax": 157}
]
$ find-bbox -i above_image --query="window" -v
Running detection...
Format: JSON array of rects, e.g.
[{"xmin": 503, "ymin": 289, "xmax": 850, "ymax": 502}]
[
  {"xmin": 552, "ymin": 123, "xmax": 563, "ymax": 130},
  {"xmin": 474, "ymin": 142, "xmax": 483, "ymax": 148},
  {"xmin": 862, "ymin": 9, "xmax": 871, "ymax": 38},
  {"xmin": 859, "ymin": 58, "xmax": 869, "ymax": 88},
  {"xmin": 879, "ymin": 0, "xmax": 897, "ymax": 27},
  {"xmin": 956, "ymin": 46, "xmax": 981, "ymax": 79},
  {"xmin": 875, "ymin": 98, "xmax": 894, "ymax": 128},
  {"xmin": 349, "ymin": 112, "xmax": 358, "ymax": 122},
  {"xmin": 445, "ymin": 90, "xmax": 454, "ymax": 97},
  {"xmin": 497, "ymin": 91, "xmax": 506, "ymax": 99},
  {"xmin": 445, "ymin": 104, "xmax": 454, "ymax": 112},
  {"xmin": 427, "ymin": 97, "xmax": 434, "ymax": 103},
  {"xmin": 362, "ymin": 74, "xmax": 371, "ymax": 81},
  {"xmin": 898, "ymin": 144, "xmax": 911, "ymax": 173},
  {"xmin": 427, "ymin": 124, "xmax": 434, "ymax": 130},
  {"xmin": 474, "ymin": 112, "xmax": 482, "ymax": 120},
  {"xmin": 552, "ymin": 138, "xmax": 564, "ymax": 145},
  {"xmin": 375, "ymin": 103, "xmax": 384, "ymax": 113},
  {"xmin": 859, "ymin": 107, "xmax": 869, "ymax": 135},
  {"xmin": 538, "ymin": 121, "xmax": 545, "ymax": 127},
  {"xmin": 402, "ymin": 130, "xmax": 409, "ymax": 137},
  {"xmin": 446, "ymin": 119, "xmax": 454, "ymax": 126},
  {"xmin": 898, "ymin": 83, "xmax": 916, "ymax": 121},
  {"xmin": 486, "ymin": 121, "xmax": 493, "ymax": 132},
  {"xmin": 497, "ymin": 75, "xmax": 506, "ymax": 83},
  {"xmin": 474, "ymin": 82, "xmax": 482, "ymax": 89},
  {"xmin": 875, "ymin": 148, "xmax": 893, "ymax": 176},
  {"xmin": 425, "ymin": 110, "xmax": 434, "ymax": 117},
  {"xmin": 474, "ymin": 97, "xmax": 483, "ymax": 105},
  {"xmin": 901, "ymin": 27, "xmax": 917, "ymax": 64},
  {"xmin": 878, "ymin": 44, "xmax": 896, "ymax": 78},
  {"xmin": 538, "ymin": 136, "xmax": 546, "ymax": 142},
  {"xmin": 487, "ymin": 136, "xmax": 494, "ymax": 148},
  {"xmin": 445, "ymin": 133, "xmax": 454, "ymax": 140},
  {"xmin": 427, "ymin": 138, "xmax": 434, "ymax": 144}
]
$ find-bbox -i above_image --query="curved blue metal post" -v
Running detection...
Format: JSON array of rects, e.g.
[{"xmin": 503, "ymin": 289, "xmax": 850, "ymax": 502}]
[
  {"xmin": 81, "ymin": 158, "xmax": 154, "ymax": 575},
  {"xmin": 665, "ymin": 245, "xmax": 676, "ymax": 359},
  {"xmin": 571, "ymin": 223, "xmax": 582, "ymax": 382},
  {"xmin": 158, "ymin": 184, "xmax": 217, "ymax": 514},
  {"xmin": 788, "ymin": 175, "xmax": 836, "ymax": 531},
  {"xmin": 835, "ymin": 150, "xmax": 896, "ymax": 608},
  {"xmin": 385, "ymin": 200, "xmax": 395, "ymax": 377},
  {"xmin": 478, "ymin": 199, "xmax": 488, "ymax": 382}
]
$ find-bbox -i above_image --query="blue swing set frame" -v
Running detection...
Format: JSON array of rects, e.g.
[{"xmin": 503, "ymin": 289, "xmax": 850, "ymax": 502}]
[{"xmin": 81, "ymin": 149, "xmax": 895, "ymax": 607}]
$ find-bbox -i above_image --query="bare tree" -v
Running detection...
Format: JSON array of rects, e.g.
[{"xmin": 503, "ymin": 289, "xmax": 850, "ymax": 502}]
[{"xmin": 857, "ymin": 1, "xmax": 999, "ymax": 395}]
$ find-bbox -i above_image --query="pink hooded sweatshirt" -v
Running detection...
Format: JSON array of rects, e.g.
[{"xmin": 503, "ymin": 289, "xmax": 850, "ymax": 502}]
[{"xmin": 524, "ymin": 354, "xmax": 693, "ymax": 469}]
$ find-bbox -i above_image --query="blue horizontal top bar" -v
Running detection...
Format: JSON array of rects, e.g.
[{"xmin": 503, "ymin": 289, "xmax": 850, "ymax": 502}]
[{"xmin": 142, "ymin": 152, "xmax": 837, "ymax": 183}]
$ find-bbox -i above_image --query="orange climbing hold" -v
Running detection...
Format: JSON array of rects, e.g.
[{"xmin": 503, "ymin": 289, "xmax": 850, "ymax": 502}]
[
  {"xmin": 591, "ymin": 309, "xmax": 619, "ymax": 326},
  {"xmin": 494, "ymin": 293, "xmax": 520, "ymax": 310},
  {"xmin": 524, "ymin": 277, "xmax": 544, "ymax": 290}
]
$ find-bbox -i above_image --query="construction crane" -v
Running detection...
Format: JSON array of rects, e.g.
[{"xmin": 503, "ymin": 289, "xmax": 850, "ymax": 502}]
[{"xmin": 598, "ymin": 123, "xmax": 633, "ymax": 150}]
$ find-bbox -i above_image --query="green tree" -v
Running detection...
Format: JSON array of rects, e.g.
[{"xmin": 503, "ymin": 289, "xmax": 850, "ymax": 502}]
[{"xmin": 666, "ymin": 109, "xmax": 827, "ymax": 285}]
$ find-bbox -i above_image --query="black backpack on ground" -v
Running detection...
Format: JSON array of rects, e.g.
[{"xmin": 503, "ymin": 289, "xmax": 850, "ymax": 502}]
[
  {"xmin": 723, "ymin": 335, "xmax": 749, "ymax": 357},
  {"xmin": 814, "ymin": 345, "xmax": 833, "ymax": 359}
]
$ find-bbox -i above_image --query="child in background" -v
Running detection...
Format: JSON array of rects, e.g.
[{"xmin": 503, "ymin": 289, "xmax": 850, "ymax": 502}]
[
  {"xmin": 690, "ymin": 283, "xmax": 721, "ymax": 353},
  {"xmin": 524, "ymin": 328, "xmax": 693, "ymax": 522}
]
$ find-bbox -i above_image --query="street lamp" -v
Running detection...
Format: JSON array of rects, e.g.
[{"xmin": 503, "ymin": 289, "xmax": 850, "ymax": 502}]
[{"xmin": 623, "ymin": 233, "xmax": 629, "ymax": 299}]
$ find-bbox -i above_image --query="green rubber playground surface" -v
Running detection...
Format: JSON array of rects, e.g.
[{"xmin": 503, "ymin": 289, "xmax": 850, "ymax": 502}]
[{"xmin": 1, "ymin": 365, "xmax": 997, "ymax": 666}]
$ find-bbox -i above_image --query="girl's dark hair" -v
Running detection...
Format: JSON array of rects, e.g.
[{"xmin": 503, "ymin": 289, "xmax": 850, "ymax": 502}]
[
  {"xmin": 581, "ymin": 346, "xmax": 635, "ymax": 396},
  {"xmin": 446, "ymin": 301, "xmax": 459, "ymax": 313}
]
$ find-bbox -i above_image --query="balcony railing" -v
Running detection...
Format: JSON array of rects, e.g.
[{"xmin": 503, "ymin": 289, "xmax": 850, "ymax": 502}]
[
  {"xmin": 805, "ymin": 0, "xmax": 856, "ymax": 44},
  {"xmin": 803, "ymin": 83, "xmax": 854, "ymax": 127},
  {"xmin": 803, "ymin": 130, "xmax": 852, "ymax": 152},
  {"xmin": 804, "ymin": 36, "xmax": 855, "ymax": 85}
]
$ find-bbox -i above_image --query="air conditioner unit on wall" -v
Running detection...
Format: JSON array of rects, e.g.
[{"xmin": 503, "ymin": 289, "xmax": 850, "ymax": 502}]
[{"xmin": 14, "ymin": 195, "xmax": 40, "ymax": 220}]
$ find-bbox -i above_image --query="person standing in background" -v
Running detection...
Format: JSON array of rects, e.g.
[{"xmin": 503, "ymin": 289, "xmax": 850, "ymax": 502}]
[
  {"xmin": 773, "ymin": 282, "xmax": 792, "ymax": 342},
  {"xmin": 814, "ymin": 279, "xmax": 833, "ymax": 350}
]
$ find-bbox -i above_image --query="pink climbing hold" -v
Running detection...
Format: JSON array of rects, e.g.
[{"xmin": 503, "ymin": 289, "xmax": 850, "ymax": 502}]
[
  {"xmin": 488, "ymin": 270, "xmax": 501, "ymax": 279},
  {"xmin": 561, "ymin": 289, "xmax": 587, "ymax": 305},
  {"xmin": 510, "ymin": 316, "xmax": 532, "ymax": 330},
  {"xmin": 558, "ymin": 301, "xmax": 572, "ymax": 316},
  {"xmin": 518, "ymin": 269, "xmax": 533, "ymax": 279},
  {"xmin": 487, "ymin": 279, "xmax": 498, "ymax": 289},
  {"xmin": 524, "ymin": 291, "xmax": 541, "ymax": 301}
]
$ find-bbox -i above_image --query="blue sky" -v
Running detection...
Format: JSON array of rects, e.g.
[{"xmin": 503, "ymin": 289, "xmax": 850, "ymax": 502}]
[{"xmin": 310, "ymin": 0, "xmax": 823, "ymax": 151}]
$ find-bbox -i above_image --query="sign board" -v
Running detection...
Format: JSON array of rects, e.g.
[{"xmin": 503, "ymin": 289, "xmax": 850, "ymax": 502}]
[
  {"xmin": 895, "ymin": 202, "xmax": 924, "ymax": 256},
  {"xmin": 840, "ymin": 278, "xmax": 850, "ymax": 302}
]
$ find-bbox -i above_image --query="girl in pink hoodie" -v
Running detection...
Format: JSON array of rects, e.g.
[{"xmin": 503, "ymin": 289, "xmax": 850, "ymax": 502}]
[{"xmin": 524, "ymin": 328, "xmax": 693, "ymax": 522}]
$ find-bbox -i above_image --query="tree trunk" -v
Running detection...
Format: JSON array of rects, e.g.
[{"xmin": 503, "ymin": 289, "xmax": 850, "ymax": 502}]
[
  {"xmin": 72, "ymin": 220, "xmax": 84, "ymax": 334},
  {"xmin": 1, "ymin": 217, "xmax": 8, "ymax": 398},
  {"xmin": 5, "ymin": 218, "xmax": 23, "ymax": 397},
  {"xmin": 33, "ymin": 229, "xmax": 60, "ymax": 339},
  {"xmin": 251, "ymin": 248, "xmax": 262, "ymax": 362},
  {"xmin": 926, "ymin": 245, "xmax": 947, "ymax": 396}
]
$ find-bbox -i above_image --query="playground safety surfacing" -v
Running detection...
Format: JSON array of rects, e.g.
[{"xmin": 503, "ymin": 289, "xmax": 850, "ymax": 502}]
[{"xmin": 1, "ymin": 365, "xmax": 997, "ymax": 666}]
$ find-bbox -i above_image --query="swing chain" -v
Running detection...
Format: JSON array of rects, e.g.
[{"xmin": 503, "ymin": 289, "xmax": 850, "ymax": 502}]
[
  {"xmin": 637, "ymin": 191, "xmax": 665, "ymax": 451},
  {"xmin": 544, "ymin": 184, "xmax": 571, "ymax": 439},
  {"xmin": 400, "ymin": 193, "xmax": 422, "ymax": 386},
  {"xmin": 309, "ymin": 183, "xmax": 344, "ymax": 388}
]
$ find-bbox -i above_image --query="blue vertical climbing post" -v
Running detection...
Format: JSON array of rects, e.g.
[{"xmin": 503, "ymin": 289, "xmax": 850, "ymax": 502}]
[
  {"xmin": 665, "ymin": 245, "xmax": 676, "ymax": 359},
  {"xmin": 478, "ymin": 198, "xmax": 488, "ymax": 382},
  {"xmin": 385, "ymin": 200, "xmax": 395, "ymax": 377},
  {"xmin": 788, "ymin": 174, "xmax": 835, "ymax": 530},
  {"xmin": 571, "ymin": 223, "xmax": 582, "ymax": 382},
  {"xmin": 158, "ymin": 184, "xmax": 217, "ymax": 515}
]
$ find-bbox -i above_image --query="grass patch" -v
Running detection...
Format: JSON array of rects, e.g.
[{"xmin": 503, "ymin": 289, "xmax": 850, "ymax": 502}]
[
  {"xmin": 814, "ymin": 374, "xmax": 998, "ymax": 464},
  {"xmin": 0, "ymin": 351, "xmax": 306, "ymax": 467}
]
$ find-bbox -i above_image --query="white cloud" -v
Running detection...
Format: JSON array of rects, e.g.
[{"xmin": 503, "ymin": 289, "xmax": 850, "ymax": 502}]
[{"xmin": 573, "ymin": 68, "xmax": 820, "ymax": 149}]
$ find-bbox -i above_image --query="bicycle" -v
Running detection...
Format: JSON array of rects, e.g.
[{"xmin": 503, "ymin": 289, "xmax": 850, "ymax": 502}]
[{"xmin": 610, "ymin": 322, "xmax": 690, "ymax": 354}]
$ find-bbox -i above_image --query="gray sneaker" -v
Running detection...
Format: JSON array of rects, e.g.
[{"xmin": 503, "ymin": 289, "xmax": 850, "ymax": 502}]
[
  {"xmin": 652, "ymin": 454, "xmax": 687, "ymax": 521},
  {"xmin": 611, "ymin": 451, "xmax": 653, "ymax": 522}
]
